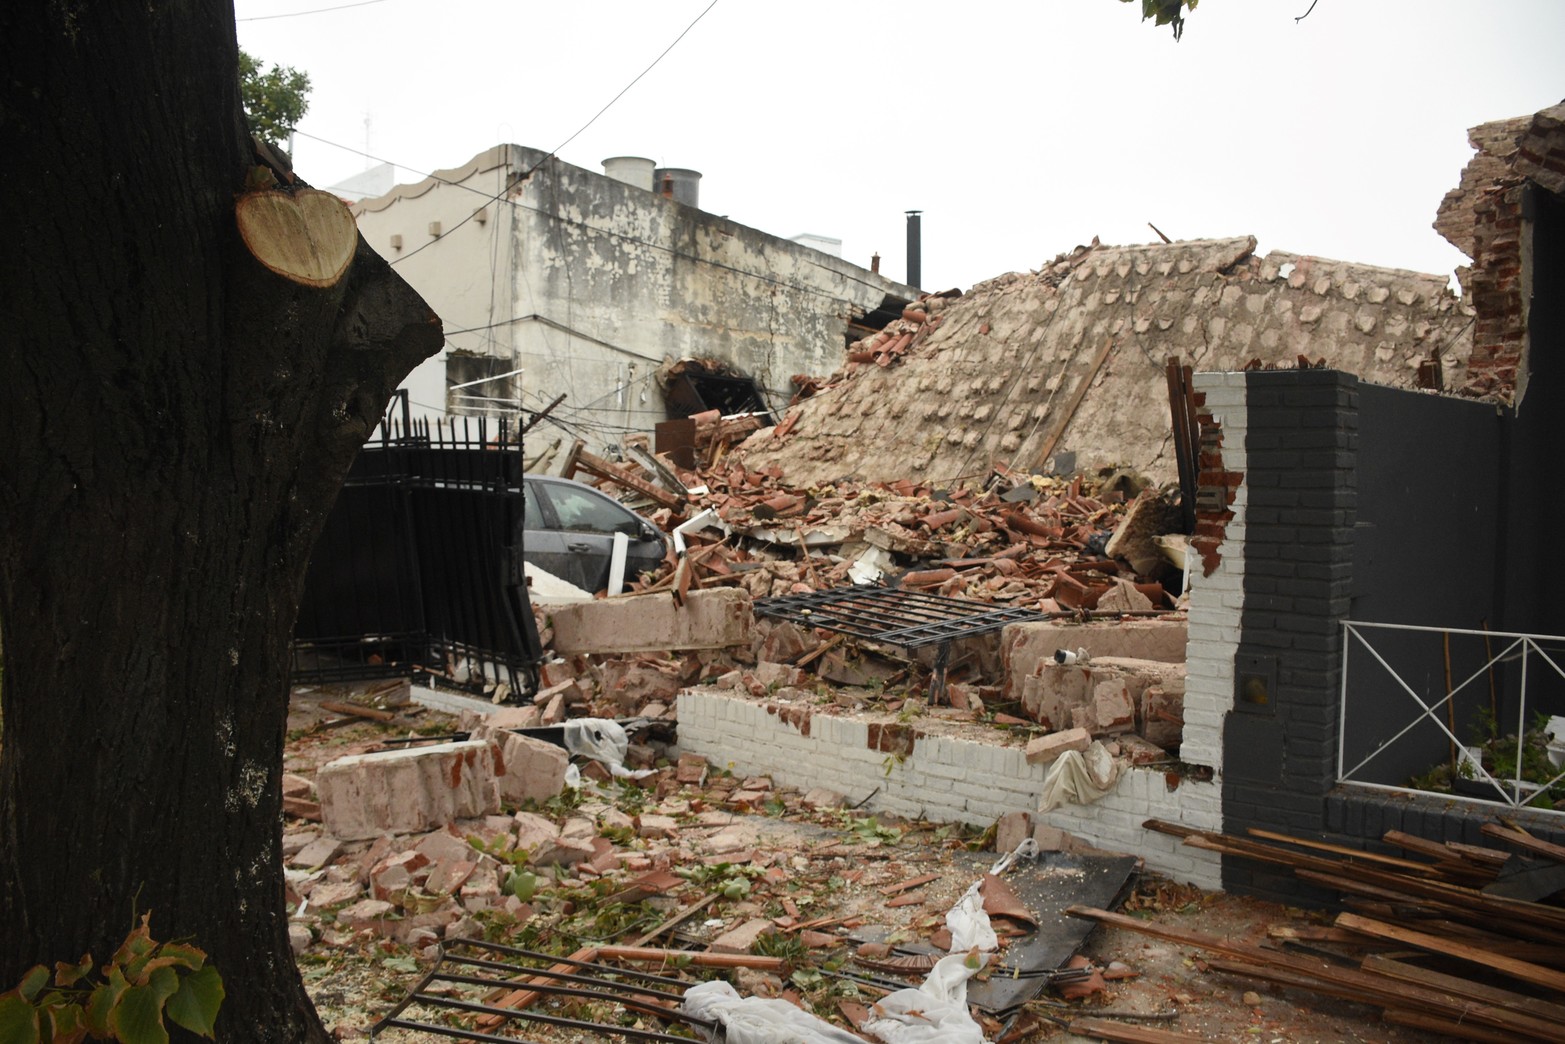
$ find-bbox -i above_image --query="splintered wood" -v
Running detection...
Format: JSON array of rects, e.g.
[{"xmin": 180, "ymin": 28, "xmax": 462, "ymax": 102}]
[{"xmin": 1073, "ymin": 817, "xmax": 1565, "ymax": 1042}]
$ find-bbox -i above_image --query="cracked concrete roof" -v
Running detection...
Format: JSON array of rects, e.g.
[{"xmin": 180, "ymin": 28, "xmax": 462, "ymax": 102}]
[{"xmin": 735, "ymin": 236, "xmax": 1473, "ymax": 487}]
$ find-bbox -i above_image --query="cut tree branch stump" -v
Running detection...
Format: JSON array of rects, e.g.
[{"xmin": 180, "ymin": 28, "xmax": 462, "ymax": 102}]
[{"xmin": 236, "ymin": 187, "xmax": 358, "ymax": 287}]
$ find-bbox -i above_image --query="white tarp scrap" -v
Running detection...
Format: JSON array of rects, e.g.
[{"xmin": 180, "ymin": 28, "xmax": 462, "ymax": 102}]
[
  {"xmin": 1037, "ymin": 740, "xmax": 1122, "ymax": 813},
  {"xmin": 561, "ymin": 718, "xmax": 656, "ymax": 780},
  {"xmin": 679, "ymin": 980, "xmax": 864, "ymax": 1044}
]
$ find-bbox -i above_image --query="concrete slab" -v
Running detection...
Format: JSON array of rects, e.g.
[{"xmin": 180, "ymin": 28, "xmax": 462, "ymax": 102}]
[{"xmin": 549, "ymin": 588, "xmax": 753, "ymax": 655}]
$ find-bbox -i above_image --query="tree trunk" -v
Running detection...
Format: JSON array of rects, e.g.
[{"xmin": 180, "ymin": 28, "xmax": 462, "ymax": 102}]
[{"xmin": 0, "ymin": 4, "xmax": 442, "ymax": 1040}]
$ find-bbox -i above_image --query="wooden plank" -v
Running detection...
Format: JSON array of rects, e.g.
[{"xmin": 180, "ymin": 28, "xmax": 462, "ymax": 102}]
[
  {"xmin": 1295, "ymin": 857, "xmax": 1565, "ymax": 932},
  {"xmin": 1245, "ymin": 827, "xmax": 1444, "ymax": 876},
  {"xmin": 1362, "ymin": 953, "xmax": 1565, "ymax": 1025},
  {"xmin": 319, "ymin": 700, "xmax": 398, "ymax": 722},
  {"xmin": 1380, "ymin": 830, "xmax": 1499, "ymax": 878},
  {"xmin": 1444, "ymin": 839, "xmax": 1513, "ymax": 868},
  {"xmin": 1383, "ymin": 1008, "xmax": 1523, "ymax": 1044},
  {"xmin": 1035, "ymin": 336, "xmax": 1115, "ymax": 469},
  {"xmin": 1201, "ymin": 957, "xmax": 1562, "ymax": 1043},
  {"xmin": 1068, "ymin": 1017, "xmax": 1196, "ymax": 1044},
  {"xmin": 1066, "ymin": 906, "xmax": 1562, "ymax": 1041},
  {"xmin": 1482, "ymin": 822, "xmax": 1565, "ymax": 865},
  {"xmin": 631, "ymin": 893, "xmax": 719, "ymax": 947},
  {"xmin": 573, "ymin": 445, "xmax": 685, "ymax": 510},
  {"xmin": 1183, "ymin": 832, "xmax": 1409, "ymax": 881},
  {"xmin": 1335, "ymin": 912, "xmax": 1565, "ymax": 993},
  {"xmin": 1299, "ymin": 869, "xmax": 1564, "ymax": 944}
]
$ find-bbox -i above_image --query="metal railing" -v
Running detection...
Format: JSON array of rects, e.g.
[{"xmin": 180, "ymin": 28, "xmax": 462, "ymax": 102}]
[{"xmin": 1338, "ymin": 620, "xmax": 1565, "ymax": 814}]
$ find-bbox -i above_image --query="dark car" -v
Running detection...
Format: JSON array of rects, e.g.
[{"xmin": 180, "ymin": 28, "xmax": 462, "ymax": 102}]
[{"xmin": 522, "ymin": 474, "xmax": 669, "ymax": 593}]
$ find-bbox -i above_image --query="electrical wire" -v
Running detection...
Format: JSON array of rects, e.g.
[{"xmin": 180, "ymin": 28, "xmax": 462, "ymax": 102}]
[
  {"xmin": 539, "ymin": 0, "xmax": 719, "ymax": 166},
  {"xmin": 238, "ymin": 0, "xmax": 391, "ymax": 21},
  {"xmin": 330, "ymin": 0, "xmax": 718, "ymax": 268}
]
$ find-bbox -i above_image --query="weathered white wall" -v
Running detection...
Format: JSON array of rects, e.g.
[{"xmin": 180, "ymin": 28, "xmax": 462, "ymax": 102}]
[
  {"xmin": 676, "ymin": 688, "xmax": 1223, "ymax": 889},
  {"xmin": 354, "ymin": 145, "xmax": 915, "ymax": 451},
  {"xmin": 354, "ymin": 149, "xmax": 519, "ymax": 427}
]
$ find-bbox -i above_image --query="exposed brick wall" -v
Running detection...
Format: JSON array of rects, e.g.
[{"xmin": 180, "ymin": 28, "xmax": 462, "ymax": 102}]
[
  {"xmin": 1221, "ymin": 370, "xmax": 1359, "ymax": 901},
  {"xmin": 1460, "ymin": 180, "xmax": 1528, "ymax": 401},
  {"xmin": 1190, "ymin": 386, "xmax": 1243, "ymax": 578},
  {"xmin": 1182, "ymin": 374, "xmax": 1248, "ymax": 773}
]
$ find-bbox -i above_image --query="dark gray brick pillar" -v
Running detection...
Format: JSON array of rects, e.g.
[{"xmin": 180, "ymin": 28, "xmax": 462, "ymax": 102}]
[{"xmin": 1222, "ymin": 370, "xmax": 1358, "ymax": 901}]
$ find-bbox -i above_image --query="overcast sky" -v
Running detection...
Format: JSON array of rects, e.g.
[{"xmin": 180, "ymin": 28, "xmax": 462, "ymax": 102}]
[{"xmin": 236, "ymin": 0, "xmax": 1564, "ymax": 292}]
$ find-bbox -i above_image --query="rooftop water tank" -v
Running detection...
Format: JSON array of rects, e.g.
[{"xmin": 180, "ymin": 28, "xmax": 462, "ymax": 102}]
[
  {"xmin": 653, "ymin": 167, "xmax": 702, "ymax": 209},
  {"xmin": 602, "ymin": 156, "xmax": 655, "ymax": 192}
]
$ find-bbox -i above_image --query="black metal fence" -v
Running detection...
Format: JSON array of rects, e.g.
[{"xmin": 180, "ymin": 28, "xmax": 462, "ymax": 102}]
[{"xmin": 291, "ymin": 399, "xmax": 544, "ymax": 698}]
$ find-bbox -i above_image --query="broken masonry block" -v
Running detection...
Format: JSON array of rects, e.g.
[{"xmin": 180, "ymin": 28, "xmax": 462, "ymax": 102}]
[
  {"xmin": 472, "ymin": 725, "xmax": 569, "ymax": 806},
  {"xmin": 549, "ymin": 588, "xmax": 754, "ymax": 655},
  {"xmin": 1024, "ymin": 727, "xmax": 1093, "ymax": 765},
  {"xmin": 317, "ymin": 740, "xmax": 501, "ymax": 841}
]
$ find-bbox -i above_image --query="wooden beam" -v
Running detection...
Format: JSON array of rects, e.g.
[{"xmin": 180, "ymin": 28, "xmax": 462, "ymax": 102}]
[
  {"xmin": 1066, "ymin": 906, "xmax": 1563, "ymax": 1041},
  {"xmin": 1035, "ymin": 336, "xmax": 1115, "ymax": 470},
  {"xmin": 570, "ymin": 443, "xmax": 685, "ymax": 511},
  {"xmin": 1362, "ymin": 953, "xmax": 1565, "ymax": 1026},
  {"xmin": 1067, "ymin": 1017, "xmax": 1196, "ymax": 1044},
  {"xmin": 1482, "ymin": 822, "xmax": 1565, "ymax": 865},
  {"xmin": 1245, "ymin": 827, "xmax": 1444, "ymax": 876},
  {"xmin": 1335, "ymin": 912, "xmax": 1565, "ymax": 994}
]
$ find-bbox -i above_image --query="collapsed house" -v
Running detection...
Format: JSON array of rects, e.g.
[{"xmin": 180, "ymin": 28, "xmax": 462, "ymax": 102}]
[
  {"xmin": 731, "ymin": 236, "xmax": 1472, "ymax": 488},
  {"xmin": 302, "ymin": 103, "xmax": 1565, "ymax": 910},
  {"xmin": 281, "ymin": 104, "xmax": 1565, "ymax": 1044}
]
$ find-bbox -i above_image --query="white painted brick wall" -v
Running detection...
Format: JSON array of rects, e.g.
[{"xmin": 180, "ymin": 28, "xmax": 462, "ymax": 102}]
[
  {"xmin": 676, "ymin": 689, "xmax": 1222, "ymax": 889},
  {"xmin": 1180, "ymin": 372, "xmax": 1245, "ymax": 780}
]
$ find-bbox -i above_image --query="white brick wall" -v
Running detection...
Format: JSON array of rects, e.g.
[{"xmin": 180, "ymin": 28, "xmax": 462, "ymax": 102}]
[
  {"xmin": 677, "ymin": 688, "xmax": 1222, "ymax": 889},
  {"xmin": 1180, "ymin": 372, "xmax": 1245, "ymax": 776}
]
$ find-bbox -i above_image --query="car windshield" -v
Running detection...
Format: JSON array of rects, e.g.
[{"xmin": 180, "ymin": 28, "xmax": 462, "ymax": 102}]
[{"xmin": 544, "ymin": 482, "xmax": 641, "ymax": 536}]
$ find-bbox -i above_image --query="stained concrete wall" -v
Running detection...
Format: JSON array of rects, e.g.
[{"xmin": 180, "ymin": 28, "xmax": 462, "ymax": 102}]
[
  {"xmin": 353, "ymin": 146, "xmax": 916, "ymax": 449},
  {"xmin": 676, "ymin": 688, "xmax": 1223, "ymax": 889}
]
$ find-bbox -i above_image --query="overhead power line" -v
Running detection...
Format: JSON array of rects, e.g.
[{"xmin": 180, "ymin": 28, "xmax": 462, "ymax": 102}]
[{"xmin": 238, "ymin": 0, "xmax": 391, "ymax": 22}]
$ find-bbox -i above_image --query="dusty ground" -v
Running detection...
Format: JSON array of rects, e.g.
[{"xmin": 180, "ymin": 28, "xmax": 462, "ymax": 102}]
[{"xmin": 283, "ymin": 685, "xmax": 1445, "ymax": 1043}]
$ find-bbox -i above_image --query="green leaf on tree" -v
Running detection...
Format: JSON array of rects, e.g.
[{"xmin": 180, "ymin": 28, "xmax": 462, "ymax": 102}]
[
  {"xmin": 164, "ymin": 965, "xmax": 224, "ymax": 1039},
  {"xmin": 84, "ymin": 966, "xmax": 130, "ymax": 1039},
  {"xmin": 109, "ymin": 966, "xmax": 179, "ymax": 1044},
  {"xmin": 0, "ymin": 991, "xmax": 42, "ymax": 1044},
  {"xmin": 16, "ymin": 966, "xmax": 48, "ymax": 1002},
  {"xmin": 54, "ymin": 953, "xmax": 95, "ymax": 989},
  {"xmin": 38, "ymin": 997, "xmax": 88, "ymax": 1044}
]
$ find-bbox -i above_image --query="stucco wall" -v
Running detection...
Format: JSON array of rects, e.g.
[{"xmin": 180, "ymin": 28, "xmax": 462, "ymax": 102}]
[{"xmin": 353, "ymin": 145, "xmax": 915, "ymax": 450}]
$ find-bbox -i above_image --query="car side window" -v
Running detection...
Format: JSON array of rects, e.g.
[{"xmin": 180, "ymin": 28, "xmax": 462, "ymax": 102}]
[
  {"xmin": 522, "ymin": 482, "xmax": 545, "ymax": 530},
  {"xmin": 544, "ymin": 483, "xmax": 640, "ymax": 536}
]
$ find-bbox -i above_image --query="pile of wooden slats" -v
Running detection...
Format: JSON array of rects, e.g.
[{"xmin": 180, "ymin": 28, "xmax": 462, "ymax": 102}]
[{"xmin": 1066, "ymin": 818, "xmax": 1565, "ymax": 1043}]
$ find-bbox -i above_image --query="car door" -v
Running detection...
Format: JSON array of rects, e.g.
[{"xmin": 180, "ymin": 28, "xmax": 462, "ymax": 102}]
[
  {"xmin": 531, "ymin": 478, "xmax": 640, "ymax": 592},
  {"xmin": 520, "ymin": 478, "xmax": 582, "ymax": 589}
]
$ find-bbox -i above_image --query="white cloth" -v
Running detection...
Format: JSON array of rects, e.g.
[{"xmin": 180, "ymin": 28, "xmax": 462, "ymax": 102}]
[
  {"xmin": 863, "ymin": 950, "xmax": 990, "ymax": 1044},
  {"xmin": 944, "ymin": 881, "xmax": 998, "ymax": 953},
  {"xmin": 679, "ymin": 980, "xmax": 864, "ymax": 1044},
  {"xmin": 1037, "ymin": 740, "xmax": 1121, "ymax": 813}
]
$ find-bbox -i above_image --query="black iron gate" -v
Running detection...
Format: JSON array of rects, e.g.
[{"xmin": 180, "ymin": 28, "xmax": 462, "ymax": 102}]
[{"xmin": 291, "ymin": 400, "xmax": 544, "ymax": 698}]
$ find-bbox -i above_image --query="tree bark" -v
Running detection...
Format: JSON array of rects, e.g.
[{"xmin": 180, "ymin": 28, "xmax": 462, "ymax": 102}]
[{"xmin": 0, "ymin": 4, "xmax": 442, "ymax": 1040}]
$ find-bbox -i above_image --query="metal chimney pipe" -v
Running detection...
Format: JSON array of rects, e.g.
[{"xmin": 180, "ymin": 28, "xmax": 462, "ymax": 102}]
[{"xmin": 905, "ymin": 210, "xmax": 922, "ymax": 288}]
